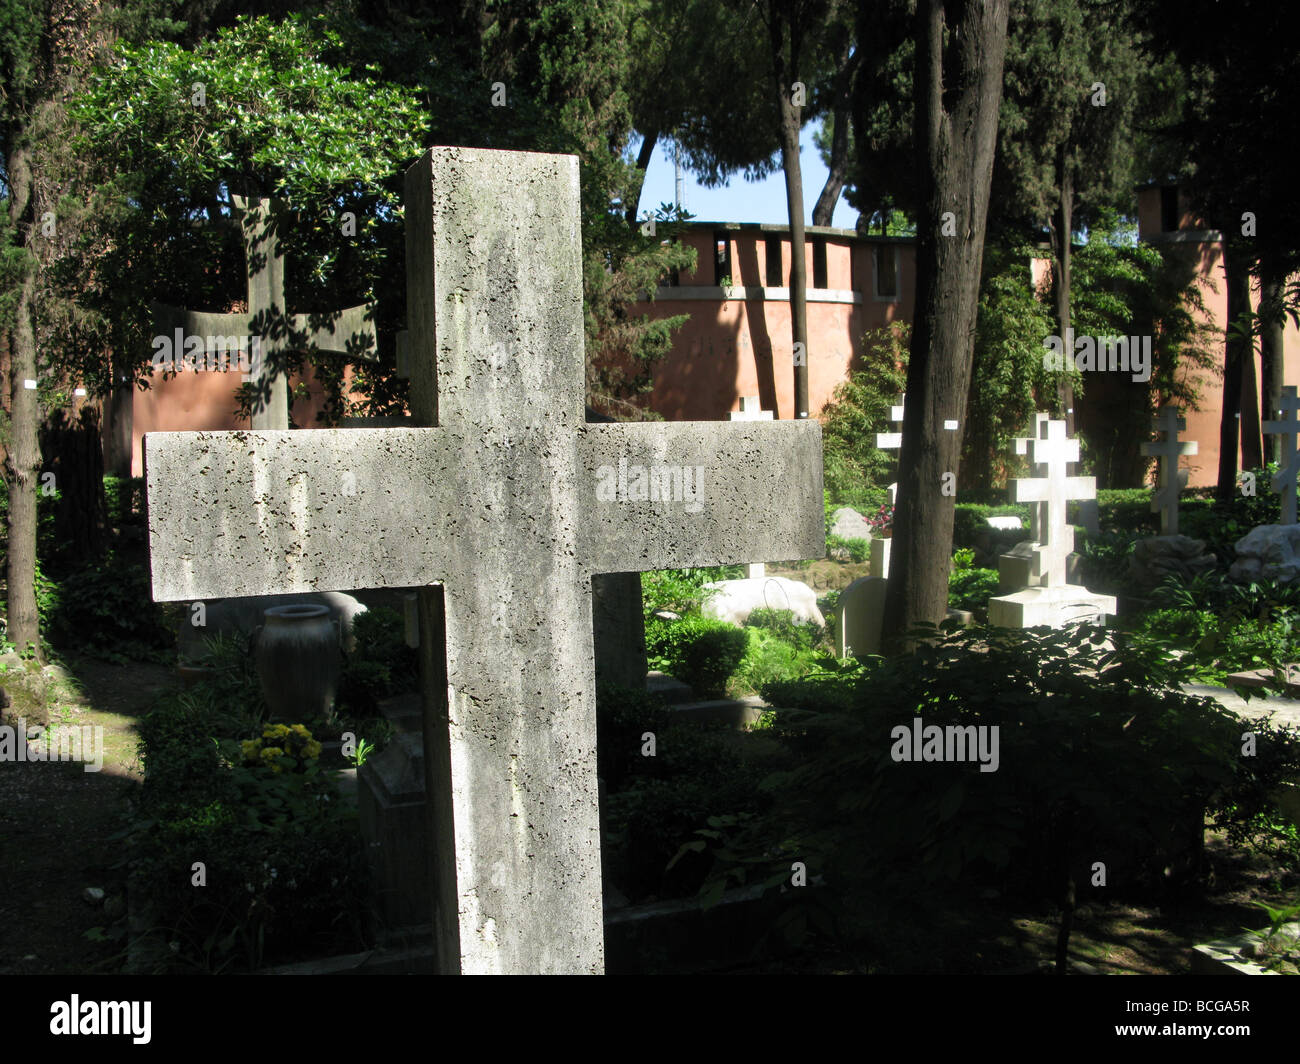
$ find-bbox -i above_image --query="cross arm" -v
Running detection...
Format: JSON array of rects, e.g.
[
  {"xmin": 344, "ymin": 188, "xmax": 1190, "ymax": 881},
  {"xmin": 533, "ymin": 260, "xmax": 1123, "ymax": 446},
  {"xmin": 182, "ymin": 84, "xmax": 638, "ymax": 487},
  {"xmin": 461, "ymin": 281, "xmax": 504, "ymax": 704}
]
[
  {"xmin": 144, "ymin": 428, "xmax": 456, "ymax": 601},
  {"xmin": 574, "ymin": 421, "xmax": 825, "ymax": 574},
  {"xmin": 1011, "ymin": 475, "xmax": 1096, "ymax": 504}
]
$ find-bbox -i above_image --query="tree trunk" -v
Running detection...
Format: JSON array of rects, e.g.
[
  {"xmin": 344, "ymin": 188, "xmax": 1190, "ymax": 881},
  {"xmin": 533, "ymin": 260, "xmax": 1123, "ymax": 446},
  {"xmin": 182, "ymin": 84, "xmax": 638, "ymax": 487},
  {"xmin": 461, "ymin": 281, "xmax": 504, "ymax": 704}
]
[
  {"xmin": 881, "ymin": 0, "xmax": 1010, "ymax": 647},
  {"xmin": 4, "ymin": 143, "xmax": 43, "ymax": 659},
  {"xmin": 1050, "ymin": 146, "xmax": 1074, "ymax": 435},
  {"xmin": 1260, "ymin": 264, "xmax": 1285, "ymax": 466},
  {"xmin": 811, "ymin": 41, "xmax": 857, "ymax": 228},
  {"xmin": 770, "ymin": 3, "xmax": 809, "ymax": 420},
  {"xmin": 1216, "ymin": 244, "xmax": 1248, "ymax": 500},
  {"xmin": 625, "ymin": 128, "xmax": 659, "ymax": 225}
]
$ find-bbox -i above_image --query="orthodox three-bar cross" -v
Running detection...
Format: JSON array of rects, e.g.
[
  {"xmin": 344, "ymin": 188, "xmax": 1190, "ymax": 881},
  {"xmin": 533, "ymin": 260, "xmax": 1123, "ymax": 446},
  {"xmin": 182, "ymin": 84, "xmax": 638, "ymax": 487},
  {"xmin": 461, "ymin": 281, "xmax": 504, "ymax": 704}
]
[
  {"xmin": 143, "ymin": 147, "xmax": 824, "ymax": 974},
  {"xmin": 1008, "ymin": 417, "xmax": 1096, "ymax": 587},
  {"xmin": 1141, "ymin": 405, "xmax": 1197, "ymax": 535}
]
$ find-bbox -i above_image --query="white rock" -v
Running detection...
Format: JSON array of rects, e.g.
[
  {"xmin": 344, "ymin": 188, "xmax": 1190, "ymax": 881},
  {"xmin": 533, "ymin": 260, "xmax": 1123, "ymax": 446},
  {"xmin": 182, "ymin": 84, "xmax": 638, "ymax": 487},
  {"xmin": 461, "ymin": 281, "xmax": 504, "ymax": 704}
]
[
  {"xmin": 1230, "ymin": 525, "xmax": 1300, "ymax": 585},
  {"xmin": 701, "ymin": 577, "xmax": 825, "ymax": 628},
  {"xmin": 829, "ymin": 507, "xmax": 873, "ymax": 541}
]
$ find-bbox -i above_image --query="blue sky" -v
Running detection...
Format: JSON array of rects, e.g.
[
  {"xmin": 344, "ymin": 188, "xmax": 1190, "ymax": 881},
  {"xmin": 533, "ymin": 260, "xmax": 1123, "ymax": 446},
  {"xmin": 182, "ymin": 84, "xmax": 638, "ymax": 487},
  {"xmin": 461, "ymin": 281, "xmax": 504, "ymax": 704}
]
[{"xmin": 630, "ymin": 127, "xmax": 858, "ymax": 230}]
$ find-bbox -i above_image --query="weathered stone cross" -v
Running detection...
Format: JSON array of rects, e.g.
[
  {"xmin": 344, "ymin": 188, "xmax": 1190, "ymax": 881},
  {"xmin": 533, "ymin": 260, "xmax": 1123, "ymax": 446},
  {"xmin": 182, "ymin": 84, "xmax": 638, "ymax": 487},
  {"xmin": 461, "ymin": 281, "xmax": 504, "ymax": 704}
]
[
  {"xmin": 143, "ymin": 147, "xmax": 824, "ymax": 974},
  {"xmin": 876, "ymin": 394, "xmax": 905, "ymax": 504},
  {"xmin": 1008, "ymin": 417, "xmax": 1096, "ymax": 587},
  {"xmin": 1141, "ymin": 405, "xmax": 1197, "ymax": 535},
  {"xmin": 152, "ymin": 193, "xmax": 376, "ymax": 429},
  {"xmin": 1265, "ymin": 385, "xmax": 1300, "ymax": 525}
]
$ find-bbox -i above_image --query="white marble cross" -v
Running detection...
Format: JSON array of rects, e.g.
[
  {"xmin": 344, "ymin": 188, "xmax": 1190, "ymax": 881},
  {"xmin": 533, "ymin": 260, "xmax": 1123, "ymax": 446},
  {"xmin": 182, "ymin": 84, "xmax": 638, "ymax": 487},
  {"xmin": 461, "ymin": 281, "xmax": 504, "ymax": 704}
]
[
  {"xmin": 1009, "ymin": 418, "xmax": 1097, "ymax": 587},
  {"xmin": 143, "ymin": 147, "xmax": 825, "ymax": 975},
  {"xmin": 1265, "ymin": 385, "xmax": 1300, "ymax": 525},
  {"xmin": 876, "ymin": 394, "xmax": 905, "ymax": 504},
  {"xmin": 728, "ymin": 395, "xmax": 774, "ymax": 421},
  {"xmin": 1013, "ymin": 413, "xmax": 1051, "ymax": 542},
  {"xmin": 1141, "ymin": 405, "xmax": 1197, "ymax": 535}
]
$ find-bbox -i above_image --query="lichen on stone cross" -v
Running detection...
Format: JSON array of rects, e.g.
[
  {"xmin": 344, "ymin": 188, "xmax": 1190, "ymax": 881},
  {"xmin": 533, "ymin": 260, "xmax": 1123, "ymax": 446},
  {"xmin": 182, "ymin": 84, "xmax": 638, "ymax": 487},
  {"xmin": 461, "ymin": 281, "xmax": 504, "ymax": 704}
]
[{"xmin": 142, "ymin": 146, "xmax": 825, "ymax": 976}]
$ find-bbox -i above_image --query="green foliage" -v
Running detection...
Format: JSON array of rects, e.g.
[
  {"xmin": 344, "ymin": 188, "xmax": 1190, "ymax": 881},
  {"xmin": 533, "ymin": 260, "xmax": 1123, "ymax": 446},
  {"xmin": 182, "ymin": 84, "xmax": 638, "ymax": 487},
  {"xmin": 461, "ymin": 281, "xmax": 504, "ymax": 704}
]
[
  {"xmin": 39, "ymin": 552, "xmax": 172, "ymax": 663},
  {"xmin": 336, "ymin": 607, "xmax": 417, "ymax": 718},
  {"xmin": 701, "ymin": 625, "xmax": 1279, "ymax": 909},
  {"xmin": 646, "ymin": 614, "xmax": 748, "ymax": 699},
  {"xmin": 825, "ymin": 534, "xmax": 870, "ymax": 562},
  {"xmin": 127, "ymin": 682, "xmax": 365, "ymax": 972},
  {"xmin": 951, "ymin": 503, "xmax": 1032, "ymax": 549},
  {"xmin": 1075, "ymin": 530, "xmax": 1137, "ymax": 597},
  {"xmin": 745, "ymin": 607, "xmax": 826, "ymax": 653},
  {"xmin": 948, "ymin": 567, "xmax": 1000, "ymax": 620},
  {"xmin": 640, "ymin": 565, "xmax": 741, "ymax": 617},
  {"xmin": 596, "ymin": 684, "xmax": 769, "ymax": 902},
  {"xmin": 818, "ymin": 323, "xmax": 909, "ymax": 506},
  {"xmin": 964, "ymin": 243, "xmax": 1059, "ymax": 494}
]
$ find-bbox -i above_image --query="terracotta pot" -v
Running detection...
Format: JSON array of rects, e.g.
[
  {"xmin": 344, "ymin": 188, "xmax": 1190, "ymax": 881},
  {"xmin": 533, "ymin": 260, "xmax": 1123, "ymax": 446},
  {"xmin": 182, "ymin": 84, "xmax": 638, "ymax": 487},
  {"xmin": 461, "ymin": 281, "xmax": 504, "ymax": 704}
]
[{"xmin": 254, "ymin": 604, "xmax": 340, "ymax": 722}]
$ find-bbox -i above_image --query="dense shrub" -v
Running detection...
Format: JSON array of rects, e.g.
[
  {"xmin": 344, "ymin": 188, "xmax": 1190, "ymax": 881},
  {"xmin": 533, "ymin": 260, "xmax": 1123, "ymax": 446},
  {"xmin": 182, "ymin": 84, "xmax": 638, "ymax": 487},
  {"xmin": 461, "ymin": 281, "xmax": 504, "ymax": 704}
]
[
  {"xmin": 336, "ymin": 606, "xmax": 417, "ymax": 717},
  {"xmin": 826, "ymin": 534, "xmax": 870, "ymax": 562},
  {"xmin": 715, "ymin": 627, "xmax": 1293, "ymax": 909},
  {"xmin": 641, "ymin": 565, "xmax": 743, "ymax": 616},
  {"xmin": 597, "ymin": 685, "xmax": 769, "ymax": 901},
  {"xmin": 745, "ymin": 607, "xmax": 824, "ymax": 652},
  {"xmin": 952, "ymin": 503, "xmax": 1032, "ymax": 549},
  {"xmin": 126, "ymin": 687, "xmax": 366, "ymax": 971},
  {"xmin": 646, "ymin": 615, "xmax": 749, "ymax": 699},
  {"xmin": 40, "ymin": 552, "xmax": 173, "ymax": 662},
  {"xmin": 948, "ymin": 567, "xmax": 1000, "ymax": 620}
]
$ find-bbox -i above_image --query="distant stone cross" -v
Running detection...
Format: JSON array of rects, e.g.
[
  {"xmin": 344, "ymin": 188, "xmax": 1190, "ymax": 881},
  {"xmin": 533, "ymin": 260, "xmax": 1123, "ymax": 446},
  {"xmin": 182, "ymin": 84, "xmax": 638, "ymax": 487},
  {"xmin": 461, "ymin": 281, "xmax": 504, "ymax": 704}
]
[
  {"xmin": 1009, "ymin": 418, "xmax": 1097, "ymax": 586},
  {"xmin": 876, "ymin": 394, "xmax": 905, "ymax": 504},
  {"xmin": 1265, "ymin": 385, "xmax": 1300, "ymax": 525},
  {"xmin": 152, "ymin": 194, "xmax": 376, "ymax": 429},
  {"xmin": 728, "ymin": 395, "xmax": 773, "ymax": 421},
  {"xmin": 1141, "ymin": 405, "xmax": 1197, "ymax": 535},
  {"xmin": 143, "ymin": 148, "xmax": 825, "ymax": 974}
]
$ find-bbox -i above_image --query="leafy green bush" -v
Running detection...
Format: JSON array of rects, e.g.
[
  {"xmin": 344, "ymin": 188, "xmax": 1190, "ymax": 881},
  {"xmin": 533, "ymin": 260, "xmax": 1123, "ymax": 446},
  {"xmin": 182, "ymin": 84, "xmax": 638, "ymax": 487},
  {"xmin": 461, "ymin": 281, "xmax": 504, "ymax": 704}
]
[
  {"xmin": 701, "ymin": 626, "xmax": 1280, "ymax": 911},
  {"xmin": 1076, "ymin": 530, "xmax": 1137, "ymax": 597},
  {"xmin": 641, "ymin": 565, "xmax": 743, "ymax": 617},
  {"xmin": 597, "ymin": 684, "xmax": 770, "ymax": 901},
  {"xmin": 826, "ymin": 534, "xmax": 870, "ymax": 562},
  {"xmin": 336, "ymin": 606, "xmax": 417, "ymax": 717},
  {"xmin": 730, "ymin": 627, "xmax": 825, "ymax": 695},
  {"xmin": 746, "ymin": 607, "xmax": 826, "ymax": 652},
  {"xmin": 818, "ymin": 323, "xmax": 909, "ymax": 505},
  {"xmin": 952, "ymin": 503, "xmax": 1032, "ymax": 549},
  {"xmin": 948, "ymin": 567, "xmax": 999, "ymax": 619},
  {"xmin": 126, "ymin": 688, "xmax": 366, "ymax": 971},
  {"xmin": 39, "ymin": 552, "xmax": 173, "ymax": 662},
  {"xmin": 646, "ymin": 615, "xmax": 749, "ymax": 698}
]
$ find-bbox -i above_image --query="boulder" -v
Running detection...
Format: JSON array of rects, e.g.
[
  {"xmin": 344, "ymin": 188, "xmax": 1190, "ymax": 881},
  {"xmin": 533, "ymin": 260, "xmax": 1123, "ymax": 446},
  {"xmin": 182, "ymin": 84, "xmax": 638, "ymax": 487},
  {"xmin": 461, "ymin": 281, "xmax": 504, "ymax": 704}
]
[
  {"xmin": 1127, "ymin": 534, "xmax": 1216, "ymax": 592},
  {"xmin": 829, "ymin": 507, "xmax": 873, "ymax": 541},
  {"xmin": 701, "ymin": 577, "xmax": 825, "ymax": 628},
  {"xmin": 1229, "ymin": 525, "xmax": 1300, "ymax": 585}
]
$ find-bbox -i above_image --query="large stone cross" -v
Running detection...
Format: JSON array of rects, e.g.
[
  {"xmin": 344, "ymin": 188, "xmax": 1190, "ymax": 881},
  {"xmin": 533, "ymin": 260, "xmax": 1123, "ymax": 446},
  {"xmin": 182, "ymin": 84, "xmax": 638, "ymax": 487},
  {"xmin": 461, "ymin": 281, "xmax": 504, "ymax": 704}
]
[
  {"xmin": 1265, "ymin": 386, "xmax": 1300, "ymax": 525},
  {"xmin": 152, "ymin": 194, "xmax": 376, "ymax": 429},
  {"xmin": 1009, "ymin": 418, "xmax": 1096, "ymax": 587},
  {"xmin": 143, "ymin": 147, "xmax": 824, "ymax": 974},
  {"xmin": 1141, "ymin": 405, "xmax": 1197, "ymax": 535}
]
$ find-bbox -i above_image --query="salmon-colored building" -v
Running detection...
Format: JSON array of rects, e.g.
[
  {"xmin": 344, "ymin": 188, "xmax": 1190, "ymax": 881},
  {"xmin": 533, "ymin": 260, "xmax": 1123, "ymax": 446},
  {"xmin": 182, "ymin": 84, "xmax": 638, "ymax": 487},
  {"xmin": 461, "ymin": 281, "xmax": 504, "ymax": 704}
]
[
  {"xmin": 94, "ymin": 192, "xmax": 1299, "ymax": 489},
  {"xmin": 635, "ymin": 222, "xmax": 914, "ymax": 423},
  {"xmin": 634, "ymin": 204, "xmax": 1300, "ymax": 490}
]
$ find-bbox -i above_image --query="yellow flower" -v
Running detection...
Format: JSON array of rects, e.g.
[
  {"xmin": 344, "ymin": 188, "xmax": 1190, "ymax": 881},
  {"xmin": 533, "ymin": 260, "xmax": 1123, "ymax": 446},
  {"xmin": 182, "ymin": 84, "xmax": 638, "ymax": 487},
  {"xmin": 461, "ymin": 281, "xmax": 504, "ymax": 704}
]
[
  {"xmin": 303, "ymin": 740, "xmax": 322, "ymax": 760},
  {"xmin": 290, "ymin": 724, "xmax": 311, "ymax": 739},
  {"xmin": 240, "ymin": 739, "xmax": 261, "ymax": 762}
]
